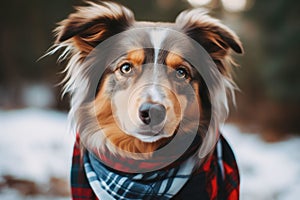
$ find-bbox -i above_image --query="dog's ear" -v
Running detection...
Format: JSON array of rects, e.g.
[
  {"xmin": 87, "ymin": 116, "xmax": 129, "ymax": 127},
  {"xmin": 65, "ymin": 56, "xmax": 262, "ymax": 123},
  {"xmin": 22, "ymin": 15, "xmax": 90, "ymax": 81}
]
[
  {"xmin": 55, "ymin": 1, "xmax": 134, "ymax": 55},
  {"xmin": 176, "ymin": 9, "xmax": 243, "ymax": 76}
]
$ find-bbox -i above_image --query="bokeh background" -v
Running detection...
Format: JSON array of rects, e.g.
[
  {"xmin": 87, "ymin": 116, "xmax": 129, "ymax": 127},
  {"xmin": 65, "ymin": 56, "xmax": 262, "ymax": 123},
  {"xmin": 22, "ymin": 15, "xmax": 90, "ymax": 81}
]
[{"xmin": 1, "ymin": 0, "xmax": 299, "ymax": 199}]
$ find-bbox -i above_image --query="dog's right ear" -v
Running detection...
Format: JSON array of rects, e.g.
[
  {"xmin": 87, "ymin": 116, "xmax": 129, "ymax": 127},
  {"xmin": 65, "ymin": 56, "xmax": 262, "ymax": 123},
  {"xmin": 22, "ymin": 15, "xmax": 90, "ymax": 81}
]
[
  {"xmin": 55, "ymin": 1, "xmax": 134, "ymax": 55},
  {"xmin": 176, "ymin": 9, "xmax": 243, "ymax": 77}
]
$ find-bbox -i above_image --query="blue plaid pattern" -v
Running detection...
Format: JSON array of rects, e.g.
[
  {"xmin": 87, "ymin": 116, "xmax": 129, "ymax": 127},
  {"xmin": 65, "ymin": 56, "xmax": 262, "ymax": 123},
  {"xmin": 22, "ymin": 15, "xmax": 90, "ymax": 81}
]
[{"xmin": 84, "ymin": 152, "xmax": 196, "ymax": 200}]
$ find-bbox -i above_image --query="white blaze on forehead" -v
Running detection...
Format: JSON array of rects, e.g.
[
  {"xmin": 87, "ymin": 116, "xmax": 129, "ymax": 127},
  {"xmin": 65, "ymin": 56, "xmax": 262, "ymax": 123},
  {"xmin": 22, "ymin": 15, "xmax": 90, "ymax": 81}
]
[
  {"xmin": 147, "ymin": 29, "xmax": 168, "ymax": 103},
  {"xmin": 149, "ymin": 29, "xmax": 168, "ymax": 64}
]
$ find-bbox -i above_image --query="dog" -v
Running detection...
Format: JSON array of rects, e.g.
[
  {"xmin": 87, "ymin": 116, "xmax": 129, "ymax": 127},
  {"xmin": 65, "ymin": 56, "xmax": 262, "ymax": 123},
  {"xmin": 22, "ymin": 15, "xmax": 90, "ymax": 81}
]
[{"xmin": 50, "ymin": 1, "xmax": 243, "ymax": 199}]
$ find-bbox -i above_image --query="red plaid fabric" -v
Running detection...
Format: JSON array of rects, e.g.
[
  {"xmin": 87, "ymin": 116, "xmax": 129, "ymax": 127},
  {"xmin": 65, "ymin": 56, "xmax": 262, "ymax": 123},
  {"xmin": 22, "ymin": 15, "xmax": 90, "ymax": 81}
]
[
  {"xmin": 70, "ymin": 137, "xmax": 99, "ymax": 200},
  {"xmin": 70, "ymin": 134, "xmax": 239, "ymax": 200}
]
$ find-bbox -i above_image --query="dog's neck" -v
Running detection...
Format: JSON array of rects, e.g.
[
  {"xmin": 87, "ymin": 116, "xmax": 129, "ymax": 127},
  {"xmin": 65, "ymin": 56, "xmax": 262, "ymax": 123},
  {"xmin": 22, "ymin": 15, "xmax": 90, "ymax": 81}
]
[{"xmin": 91, "ymin": 133, "xmax": 202, "ymax": 173}]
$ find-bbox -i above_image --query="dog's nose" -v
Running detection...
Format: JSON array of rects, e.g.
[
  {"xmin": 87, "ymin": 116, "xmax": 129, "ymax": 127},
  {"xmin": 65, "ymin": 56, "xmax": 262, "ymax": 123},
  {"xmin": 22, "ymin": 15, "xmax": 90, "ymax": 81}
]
[{"xmin": 139, "ymin": 103, "xmax": 166, "ymax": 126}]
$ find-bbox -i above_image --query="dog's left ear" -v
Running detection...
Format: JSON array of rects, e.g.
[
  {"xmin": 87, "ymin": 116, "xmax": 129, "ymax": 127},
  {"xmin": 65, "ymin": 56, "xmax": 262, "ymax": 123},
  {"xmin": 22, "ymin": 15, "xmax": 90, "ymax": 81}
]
[
  {"xmin": 55, "ymin": 1, "xmax": 135, "ymax": 55},
  {"xmin": 176, "ymin": 9, "xmax": 243, "ymax": 76}
]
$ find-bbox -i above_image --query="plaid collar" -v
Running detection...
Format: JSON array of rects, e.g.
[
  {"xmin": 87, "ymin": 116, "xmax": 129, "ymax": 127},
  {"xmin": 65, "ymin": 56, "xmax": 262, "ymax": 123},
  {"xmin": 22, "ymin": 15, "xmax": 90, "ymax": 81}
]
[
  {"xmin": 70, "ymin": 134, "xmax": 240, "ymax": 200},
  {"xmin": 85, "ymin": 152, "xmax": 196, "ymax": 200}
]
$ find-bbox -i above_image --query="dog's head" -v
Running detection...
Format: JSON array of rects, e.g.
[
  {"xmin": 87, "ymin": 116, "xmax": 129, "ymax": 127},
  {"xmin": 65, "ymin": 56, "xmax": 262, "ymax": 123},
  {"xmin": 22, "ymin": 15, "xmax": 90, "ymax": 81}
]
[{"xmin": 53, "ymin": 1, "xmax": 242, "ymax": 161}]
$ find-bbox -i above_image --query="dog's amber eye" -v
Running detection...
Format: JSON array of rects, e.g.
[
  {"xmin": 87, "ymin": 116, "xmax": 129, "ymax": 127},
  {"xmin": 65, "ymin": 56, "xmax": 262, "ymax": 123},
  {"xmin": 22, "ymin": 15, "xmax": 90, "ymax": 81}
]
[
  {"xmin": 120, "ymin": 63, "xmax": 133, "ymax": 74},
  {"xmin": 176, "ymin": 67, "xmax": 189, "ymax": 79}
]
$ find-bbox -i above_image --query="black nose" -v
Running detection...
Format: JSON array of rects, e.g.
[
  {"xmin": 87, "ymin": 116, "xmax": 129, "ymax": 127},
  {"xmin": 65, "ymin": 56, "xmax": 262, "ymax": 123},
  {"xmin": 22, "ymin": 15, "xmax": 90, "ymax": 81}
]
[{"xmin": 139, "ymin": 103, "xmax": 166, "ymax": 126}]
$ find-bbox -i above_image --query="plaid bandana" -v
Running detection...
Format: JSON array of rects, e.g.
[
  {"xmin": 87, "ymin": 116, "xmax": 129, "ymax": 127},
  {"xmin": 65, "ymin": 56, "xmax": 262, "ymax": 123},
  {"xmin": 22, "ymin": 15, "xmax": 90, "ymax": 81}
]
[
  {"xmin": 71, "ymin": 134, "xmax": 240, "ymax": 200},
  {"xmin": 85, "ymin": 152, "xmax": 195, "ymax": 200}
]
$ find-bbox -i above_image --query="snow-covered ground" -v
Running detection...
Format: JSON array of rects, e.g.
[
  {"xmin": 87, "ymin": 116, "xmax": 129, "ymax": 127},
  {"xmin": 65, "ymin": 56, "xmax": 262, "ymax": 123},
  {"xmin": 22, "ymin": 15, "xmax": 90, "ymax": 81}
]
[
  {"xmin": 0, "ymin": 108, "xmax": 299, "ymax": 200},
  {"xmin": 0, "ymin": 108, "xmax": 74, "ymax": 200},
  {"xmin": 222, "ymin": 125, "xmax": 300, "ymax": 200}
]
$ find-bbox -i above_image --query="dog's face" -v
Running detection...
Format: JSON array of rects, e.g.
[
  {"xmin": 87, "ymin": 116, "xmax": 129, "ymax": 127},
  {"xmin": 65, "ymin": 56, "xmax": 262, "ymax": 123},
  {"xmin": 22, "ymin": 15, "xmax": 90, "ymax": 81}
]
[
  {"xmin": 54, "ymin": 2, "xmax": 242, "ymax": 159},
  {"xmin": 90, "ymin": 28, "xmax": 204, "ymax": 155},
  {"xmin": 106, "ymin": 49, "xmax": 189, "ymax": 143}
]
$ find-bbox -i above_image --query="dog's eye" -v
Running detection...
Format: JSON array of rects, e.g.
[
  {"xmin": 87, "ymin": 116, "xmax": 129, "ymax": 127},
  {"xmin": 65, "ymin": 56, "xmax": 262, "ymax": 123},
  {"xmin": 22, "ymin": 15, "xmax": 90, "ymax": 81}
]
[
  {"xmin": 120, "ymin": 63, "xmax": 133, "ymax": 74},
  {"xmin": 176, "ymin": 68, "xmax": 189, "ymax": 79}
]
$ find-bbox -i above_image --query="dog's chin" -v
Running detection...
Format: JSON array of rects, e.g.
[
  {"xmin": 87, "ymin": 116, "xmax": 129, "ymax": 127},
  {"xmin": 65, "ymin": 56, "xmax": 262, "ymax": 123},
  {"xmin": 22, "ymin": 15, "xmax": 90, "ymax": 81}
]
[{"xmin": 129, "ymin": 131, "xmax": 172, "ymax": 143}]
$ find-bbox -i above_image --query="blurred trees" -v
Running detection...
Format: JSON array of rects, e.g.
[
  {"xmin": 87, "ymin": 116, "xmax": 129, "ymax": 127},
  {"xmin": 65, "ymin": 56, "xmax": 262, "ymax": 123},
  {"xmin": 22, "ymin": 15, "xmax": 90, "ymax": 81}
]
[
  {"xmin": 230, "ymin": 0, "xmax": 300, "ymax": 135},
  {"xmin": 246, "ymin": 0, "xmax": 300, "ymax": 103},
  {"xmin": 0, "ymin": 0, "xmax": 189, "ymax": 109},
  {"xmin": 114, "ymin": 0, "xmax": 190, "ymax": 21},
  {"xmin": 1, "ymin": 0, "xmax": 83, "ymax": 109},
  {"xmin": 1, "ymin": 0, "xmax": 299, "ymax": 134}
]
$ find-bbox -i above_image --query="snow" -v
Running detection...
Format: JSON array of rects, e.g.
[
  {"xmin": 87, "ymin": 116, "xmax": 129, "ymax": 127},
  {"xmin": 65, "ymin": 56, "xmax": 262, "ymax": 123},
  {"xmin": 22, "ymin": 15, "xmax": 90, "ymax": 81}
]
[
  {"xmin": 0, "ymin": 108, "xmax": 74, "ymax": 199},
  {"xmin": 0, "ymin": 108, "xmax": 299, "ymax": 199},
  {"xmin": 0, "ymin": 108, "xmax": 74, "ymax": 183},
  {"xmin": 222, "ymin": 125, "xmax": 300, "ymax": 200},
  {"xmin": 21, "ymin": 84, "xmax": 56, "ymax": 108}
]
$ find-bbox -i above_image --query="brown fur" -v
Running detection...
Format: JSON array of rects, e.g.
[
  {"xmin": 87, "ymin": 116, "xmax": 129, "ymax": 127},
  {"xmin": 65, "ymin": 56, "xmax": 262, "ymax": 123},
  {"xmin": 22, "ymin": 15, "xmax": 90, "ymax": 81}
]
[{"xmin": 127, "ymin": 49, "xmax": 145, "ymax": 67}]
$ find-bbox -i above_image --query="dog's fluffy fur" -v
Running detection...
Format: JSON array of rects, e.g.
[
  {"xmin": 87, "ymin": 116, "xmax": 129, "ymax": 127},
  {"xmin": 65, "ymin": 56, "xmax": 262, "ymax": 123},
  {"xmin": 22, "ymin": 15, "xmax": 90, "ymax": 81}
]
[{"xmin": 50, "ymin": 1, "xmax": 243, "ymax": 164}]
